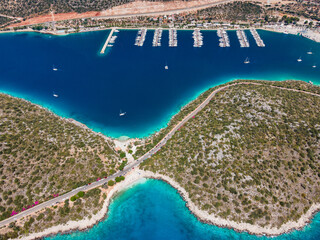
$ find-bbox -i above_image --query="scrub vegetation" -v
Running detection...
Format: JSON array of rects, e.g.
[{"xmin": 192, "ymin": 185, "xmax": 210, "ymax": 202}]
[
  {"xmin": 0, "ymin": 0, "xmax": 190, "ymax": 18},
  {"xmin": 0, "ymin": 187, "xmax": 106, "ymax": 239},
  {"xmin": 141, "ymin": 80, "xmax": 320, "ymax": 228},
  {"xmin": 0, "ymin": 94, "xmax": 120, "ymax": 222}
]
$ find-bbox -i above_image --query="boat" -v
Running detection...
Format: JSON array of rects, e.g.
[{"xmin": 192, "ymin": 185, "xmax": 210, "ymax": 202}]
[
  {"xmin": 307, "ymin": 49, "xmax": 313, "ymax": 54},
  {"xmin": 297, "ymin": 57, "xmax": 302, "ymax": 62},
  {"xmin": 52, "ymin": 66, "xmax": 58, "ymax": 71},
  {"xmin": 312, "ymin": 65, "xmax": 317, "ymax": 68},
  {"xmin": 244, "ymin": 57, "xmax": 250, "ymax": 64},
  {"xmin": 119, "ymin": 110, "xmax": 126, "ymax": 116},
  {"xmin": 53, "ymin": 93, "xmax": 59, "ymax": 98},
  {"xmin": 165, "ymin": 65, "xmax": 168, "ymax": 70}
]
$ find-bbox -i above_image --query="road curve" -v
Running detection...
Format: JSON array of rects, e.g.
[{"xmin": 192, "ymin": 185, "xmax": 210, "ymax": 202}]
[{"xmin": 1, "ymin": 81, "xmax": 319, "ymax": 228}]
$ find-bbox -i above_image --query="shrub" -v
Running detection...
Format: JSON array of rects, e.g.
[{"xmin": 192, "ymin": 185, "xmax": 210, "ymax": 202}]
[
  {"xmin": 77, "ymin": 191, "xmax": 85, "ymax": 198},
  {"xmin": 70, "ymin": 196, "xmax": 77, "ymax": 202},
  {"xmin": 108, "ymin": 180, "xmax": 115, "ymax": 186}
]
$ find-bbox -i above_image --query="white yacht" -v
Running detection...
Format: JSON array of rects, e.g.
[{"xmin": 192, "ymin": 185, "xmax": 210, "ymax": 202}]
[
  {"xmin": 307, "ymin": 49, "xmax": 313, "ymax": 55},
  {"xmin": 244, "ymin": 57, "xmax": 250, "ymax": 64},
  {"xmin": 297, "ymin": 57, "xmax": 302, "ymax": 62},
  {"xmin": 312, "ymin": 65, "xmax": 317, "ymax": 68},
  {"xmin": 165, "ymin": 65, "xmax": 168, "ymax": 70},
  {"xmin": 52, "ymin": 66, "xmax": 58, "ymax": 71},
  {"xmin": 119, "ymin": 110, "xmax": 126, "ymax": 116},
  {"xmin": 53, "ymin": 93, "xmax": 59, "ymax": 98}
]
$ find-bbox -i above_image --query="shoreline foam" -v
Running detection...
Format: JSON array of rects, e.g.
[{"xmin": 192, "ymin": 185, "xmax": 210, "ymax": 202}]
[{"xmin": 19, "ymin": 169, "xmax": 320, "ymax": 240}]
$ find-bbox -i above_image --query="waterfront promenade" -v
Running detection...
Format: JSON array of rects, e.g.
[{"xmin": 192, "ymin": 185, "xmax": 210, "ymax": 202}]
[{"xmin": 1, "ymin": 81, "xmax": 320, "ymax": 228}]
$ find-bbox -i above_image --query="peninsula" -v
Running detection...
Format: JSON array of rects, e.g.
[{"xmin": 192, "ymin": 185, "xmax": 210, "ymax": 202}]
[{"xmin": 0, "ymin": 80, "xmax": 320, "ymax": 239}]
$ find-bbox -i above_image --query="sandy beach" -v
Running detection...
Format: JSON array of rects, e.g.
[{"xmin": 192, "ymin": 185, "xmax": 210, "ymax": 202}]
[{"xmin": 19, "ymin": 168, "xmax": 320, "ymax": 239}]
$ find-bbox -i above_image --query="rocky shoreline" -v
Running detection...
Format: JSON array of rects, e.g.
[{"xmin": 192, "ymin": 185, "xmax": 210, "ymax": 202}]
[{"xmin": 18, "ymin": 169, "xmax": 320, "ymax": 239}]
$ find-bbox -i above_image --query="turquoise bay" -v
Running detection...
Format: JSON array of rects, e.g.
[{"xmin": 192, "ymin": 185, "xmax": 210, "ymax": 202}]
[
  {"xmin": 47, "ymin": 179, "xmax": 320, "ymax": 240},
  {"xmin": 0, "ymin": 29, "xmax": 319, "ymax": 138}
]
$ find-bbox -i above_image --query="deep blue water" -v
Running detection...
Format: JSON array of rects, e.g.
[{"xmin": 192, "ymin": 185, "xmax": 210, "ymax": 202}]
[
  {"xmin": 0, "ymin": 30, "xmax": 319, "ymax": 138},
  {"xmin": 47, "ymin": 179, "xmax": 320, "ymax": 240}
]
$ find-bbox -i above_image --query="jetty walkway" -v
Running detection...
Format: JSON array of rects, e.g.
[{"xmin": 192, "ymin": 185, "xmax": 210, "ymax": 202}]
[
  {"xmin": 1, "ymin": 81, "xmax": 320, "ymax": 228},
  {"xmin": 100, "ymin": 27, "xmax": 117, "ymax": 54}
]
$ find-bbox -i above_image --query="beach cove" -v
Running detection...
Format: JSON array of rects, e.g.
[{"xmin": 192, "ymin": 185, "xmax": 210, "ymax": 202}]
[{"xmin": 17, "ymin": 170, "xmax": 320, "ymax": 240}]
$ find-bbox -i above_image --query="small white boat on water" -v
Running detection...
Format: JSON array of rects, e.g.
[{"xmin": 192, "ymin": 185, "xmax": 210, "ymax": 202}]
[
  {"xmin": 312, "ymin": 65, "xmax": 317, "ymax": 68},
  {"xmin": 307, "ymin": 49, "xmax": 313, "ymax": 54},
  {"xmin": 53, "ymin": 66, "xmax": 58, "ymax": 71},
  {"xmin": 53, "ymin": 93, "xmax": 59, "ymax": 98},
  {"xmin": 244, "ymin": 57, "xmax": 250, "ymax": 64},
  {"xmin": 119, "ymin": 110, "xmax": 126, "ymax": 116},
  {"xmin": 165, "ymin": 65, "xmax": 168, "ymax": 70},
  {"xmin": 297, "ymin": 57, "xmax": 302, "ymax": 62}
]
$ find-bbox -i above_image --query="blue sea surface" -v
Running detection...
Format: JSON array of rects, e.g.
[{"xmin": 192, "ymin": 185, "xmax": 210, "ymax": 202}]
[
  {"xmin": 46, "ymin": 179, "xmax": 320, "ymax": 240},
  {"xmin": 0, "ymin": 30, "xmax": 319, "ymax": 138}
]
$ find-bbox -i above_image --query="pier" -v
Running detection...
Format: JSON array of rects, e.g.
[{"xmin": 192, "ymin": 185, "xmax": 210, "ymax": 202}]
[
  {"xmin": 217, "ymin": 29, "xmax": 230, "ymax": 47},
  {"xmin": 169, "ymin": 28, "xmax": 178, "ymax": 47},
  {"xmin": 236, "ymin": 30, "xmax": 249, "ymax": 47},
  {"xmin": 193, "ymin": 28, "xmax": 203, "ymax": 47},
  {"xmin": 250, "ymin": 29, "xmax": 265, "ymax": 47},
  {"xmin": 135, "ymin": 28, "xmax": 147, "ymax": 47},
  {"xmin": 152, "ymin": 28, "xmax": 163, "ymax": 47},
  {"xmin": 100, "ymin": 28, "xmax": 117, "ymax": 54}
]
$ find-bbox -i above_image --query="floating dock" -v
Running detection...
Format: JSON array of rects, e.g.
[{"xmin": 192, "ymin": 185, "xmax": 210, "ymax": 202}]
[
  {"xmin": 169, "ymin": 28, "xmax": 177, "ymax": 47},
  {"xmin": 236, "ymin": 30, "xmax": 249, "ymax": 48},
  {"xmin": 193, "ymin": 28, "xmax": 203, "ymax": 47},
  {"xmin": 152, "ymin": 28, "xmax": 162, "ymax": 47},
  {"xmin": 100, "ymin": 28, "xmax": 117, "ymax": 54},
  {"xmin": 135, "ymin": 28, "xmax": 147, "ymax": 47},
  {"xmin": 250, "ymin": 29, "xmax": 265, "ymax": 47},
  {"xmin": 217, "ymin": 29, "xmax": 230, "ymax": 47}
]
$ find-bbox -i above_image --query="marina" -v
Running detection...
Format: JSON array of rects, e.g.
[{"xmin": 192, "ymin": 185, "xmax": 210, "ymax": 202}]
[
  {"xmin": 100, "ymin": 28, "xmax": 117, "ymax": 54},
  {"xmin": 152, "ymin": 28, "xmax": 163, "ymax": 47},
  {"xmin": 250, "ymin": 29, "xmax": 265, "ymax": 47},
  {"xmin": 192, "ymin": 28, "xmax": 203, "ymax": 47},
  {"xmin": 236, "ymin": 30, "xmax": 250, "ymax": 48},
  {"xmin": 217, "ymin": 29, "xmax": 230, "ymax": 47},
  {"xmin": 135, "ymin": 28, "xmax": 147, "ymax": 47},
  {"xmin": 169, "ymin": 28, "xmax": 178, "ymax": 47}
]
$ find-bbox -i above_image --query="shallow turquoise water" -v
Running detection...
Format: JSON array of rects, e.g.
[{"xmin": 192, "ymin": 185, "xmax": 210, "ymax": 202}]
[
  {"xmin": 47, "ymin": 179, "xmax": 320, "ymax": 240},
  {"xmin": 0, "ymin": 30, "xmax": 319, "ymax": 138}
]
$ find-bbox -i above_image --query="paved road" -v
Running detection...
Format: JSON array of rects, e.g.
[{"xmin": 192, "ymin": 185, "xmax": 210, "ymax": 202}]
[{"xmin": 1, "ymin": 82, "xmax": 319, "ymax": 228}]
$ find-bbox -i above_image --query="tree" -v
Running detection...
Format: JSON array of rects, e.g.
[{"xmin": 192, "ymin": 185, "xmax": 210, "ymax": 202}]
[
  {"xmin": 77, "ymin": 191, "xmax": 84, "ymax": 198},
  {"xmin": 108, "ymin": 180, "xmax": 115, "ymax": 186}
]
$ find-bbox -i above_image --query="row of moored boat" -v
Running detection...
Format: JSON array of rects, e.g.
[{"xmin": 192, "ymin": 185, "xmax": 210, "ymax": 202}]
[
  {"xmin": 135, "ymin": 28, "xmax": 147, "ymax": 47},
  {"xmin": 152, "ymin": 28, "xmax": 163, "ymax": 47},
  {"xmin": 217, "ymin": 29, "xmax": 230, "ymax": 47},
  {"xmin": 236, "ymin": 30, "xmax": 250, "ymax": 48},
  {"xmin": 169, "ymin": 28, "xmax": 178, "ymax": 47},
  {"xmin": 106, "ymin": 29, "xmax": 267, "ymax": 48},
  {"xmin": 192, "ymin": 28, "xmax": 203, "ymax": 47},
  {"xmin": 250, "ymin": 29, "xmax": 265, "ymax": 47}
]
